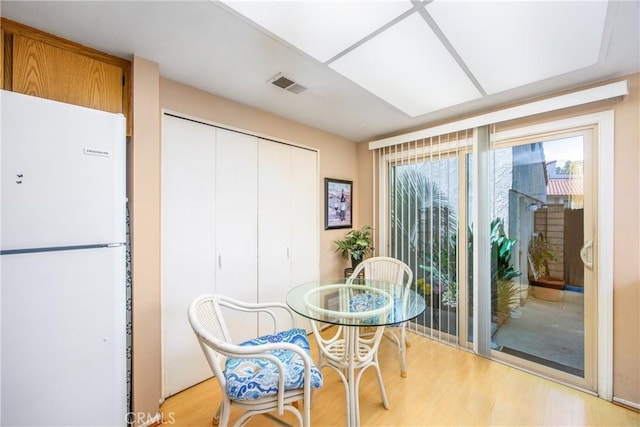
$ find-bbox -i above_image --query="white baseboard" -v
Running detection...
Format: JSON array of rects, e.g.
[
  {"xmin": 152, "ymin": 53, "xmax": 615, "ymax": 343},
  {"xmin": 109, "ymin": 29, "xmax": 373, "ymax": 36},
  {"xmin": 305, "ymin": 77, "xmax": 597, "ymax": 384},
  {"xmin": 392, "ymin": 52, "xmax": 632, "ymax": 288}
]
[{"xmin": 613, "ymin": 396, "xmax": 640, "ymax": 411}]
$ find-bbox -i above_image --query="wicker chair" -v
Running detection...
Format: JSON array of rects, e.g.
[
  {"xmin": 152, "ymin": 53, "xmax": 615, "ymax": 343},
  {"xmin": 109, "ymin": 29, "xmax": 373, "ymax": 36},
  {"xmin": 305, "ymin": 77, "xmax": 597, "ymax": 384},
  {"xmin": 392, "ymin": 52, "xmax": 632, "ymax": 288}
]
[
  {"xmin": 188, "ymin": 294, "xmax": 323, "ymax": 426},
  {"xmin": 349, "ymin": 256, "xmax": 414, "ymax": 377}
]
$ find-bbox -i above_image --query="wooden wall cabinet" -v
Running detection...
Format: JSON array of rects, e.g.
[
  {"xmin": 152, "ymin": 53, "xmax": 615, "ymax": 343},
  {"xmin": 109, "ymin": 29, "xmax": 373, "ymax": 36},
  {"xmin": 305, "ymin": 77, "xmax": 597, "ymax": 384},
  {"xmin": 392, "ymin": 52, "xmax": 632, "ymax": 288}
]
[{"xmin": 1, "ymin": 18, "xmax": 131, "ymax": 135}]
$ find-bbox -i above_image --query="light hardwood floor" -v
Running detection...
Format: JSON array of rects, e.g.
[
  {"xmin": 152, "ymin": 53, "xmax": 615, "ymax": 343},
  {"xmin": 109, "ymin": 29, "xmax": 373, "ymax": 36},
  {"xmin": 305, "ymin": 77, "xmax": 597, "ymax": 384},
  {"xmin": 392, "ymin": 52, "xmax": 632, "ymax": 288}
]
[{"xmin": 160, "ymin": 329, "xmax": 639, "ymax": 426}]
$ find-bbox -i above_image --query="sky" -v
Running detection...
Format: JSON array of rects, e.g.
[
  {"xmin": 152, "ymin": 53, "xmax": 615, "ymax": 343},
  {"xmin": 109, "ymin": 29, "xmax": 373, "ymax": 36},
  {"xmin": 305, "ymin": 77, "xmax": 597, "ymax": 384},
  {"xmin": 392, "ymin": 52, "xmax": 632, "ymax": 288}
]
[{"xmin": 543, "ymin": 136, "xmax": 584, "ymax": 163}]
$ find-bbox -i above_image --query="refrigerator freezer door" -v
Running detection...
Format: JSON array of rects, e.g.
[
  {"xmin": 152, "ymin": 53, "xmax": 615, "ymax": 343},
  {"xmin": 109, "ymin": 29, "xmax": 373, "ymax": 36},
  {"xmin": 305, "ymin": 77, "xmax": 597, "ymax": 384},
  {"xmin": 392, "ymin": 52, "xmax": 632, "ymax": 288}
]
[
  {"xmin": 0, "ymin": 90, "xmax": 126, "ymax": 250},
  {"xmin": 1, "ymin": 246, "xmax": 127, "ymax": 426}
]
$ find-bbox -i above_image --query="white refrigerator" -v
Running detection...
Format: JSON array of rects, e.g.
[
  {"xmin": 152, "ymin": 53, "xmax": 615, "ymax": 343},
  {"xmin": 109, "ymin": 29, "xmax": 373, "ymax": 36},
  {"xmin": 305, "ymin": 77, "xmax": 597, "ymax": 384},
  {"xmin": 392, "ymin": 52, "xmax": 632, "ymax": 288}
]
[{"xmin": 0, "ymin": 90, "xmax": 127, "ymax": 426}]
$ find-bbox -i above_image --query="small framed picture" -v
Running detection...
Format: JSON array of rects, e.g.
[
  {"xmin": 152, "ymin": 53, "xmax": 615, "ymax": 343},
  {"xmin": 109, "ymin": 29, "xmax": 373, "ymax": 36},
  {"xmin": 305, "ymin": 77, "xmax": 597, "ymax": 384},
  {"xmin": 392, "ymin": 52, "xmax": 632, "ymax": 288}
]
[{"xmin": 325, "ymin": 178, "xmax": 352, "ymax": 229}]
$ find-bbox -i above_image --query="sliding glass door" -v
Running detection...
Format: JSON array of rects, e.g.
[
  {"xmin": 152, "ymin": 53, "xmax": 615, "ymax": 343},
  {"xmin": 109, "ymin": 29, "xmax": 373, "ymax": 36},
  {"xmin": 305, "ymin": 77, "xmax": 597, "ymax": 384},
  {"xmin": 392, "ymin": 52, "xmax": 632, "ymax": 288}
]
[
  {"xmin": 380, "ymin": 123, "xmax": 599, "ymax": 392},
  {"xmin": 488, "ymin": 130, "xmax": 596, "ymax": 390}
]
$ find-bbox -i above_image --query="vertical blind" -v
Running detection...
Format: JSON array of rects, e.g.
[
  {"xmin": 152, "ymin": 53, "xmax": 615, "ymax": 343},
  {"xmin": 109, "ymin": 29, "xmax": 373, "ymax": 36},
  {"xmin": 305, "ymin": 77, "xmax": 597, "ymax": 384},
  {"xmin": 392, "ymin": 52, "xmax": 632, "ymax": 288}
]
[{"xmin": 372, "ymin": 129, "xmax": 473, "ymax": 345}]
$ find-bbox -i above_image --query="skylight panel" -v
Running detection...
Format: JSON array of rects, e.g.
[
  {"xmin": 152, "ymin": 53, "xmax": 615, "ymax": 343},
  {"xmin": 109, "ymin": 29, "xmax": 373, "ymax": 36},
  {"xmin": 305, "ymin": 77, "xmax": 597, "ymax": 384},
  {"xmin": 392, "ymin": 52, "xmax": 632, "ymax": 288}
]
[
  {"xmin": 426, "ymin": 0, "xmax": 609, "ymax": 95},
  {"xmin": 221, "ymin": 1, "xmax": 412, "ymax": 63},
  {"xmin": 329, "ymin": 12, "xmax": 482, "ymax": 117}
]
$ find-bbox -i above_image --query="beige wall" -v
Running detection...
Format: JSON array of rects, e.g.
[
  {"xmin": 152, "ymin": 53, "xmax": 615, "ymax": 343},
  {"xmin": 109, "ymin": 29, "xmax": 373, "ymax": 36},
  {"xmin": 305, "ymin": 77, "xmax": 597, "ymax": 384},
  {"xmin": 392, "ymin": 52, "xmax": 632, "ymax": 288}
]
[
  {"xmin": 130, "ymin": 57, "xmax": 162, "ymax": 424},
  {"xmin": 356, "ymin": 141, "xmax": 378, "ymax": 246},
  {"xmin": 610, "ymin": 73, "xmax": 640, "ymax": 406},
  {"xmin": 355, "ymin": 73, "xmax": 640, "ymax": 405}
]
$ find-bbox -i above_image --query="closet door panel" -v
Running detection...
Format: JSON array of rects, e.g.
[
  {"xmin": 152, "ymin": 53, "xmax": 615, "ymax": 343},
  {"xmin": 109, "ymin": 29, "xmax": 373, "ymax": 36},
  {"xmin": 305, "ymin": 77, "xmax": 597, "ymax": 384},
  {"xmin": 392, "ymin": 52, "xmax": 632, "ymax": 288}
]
[
  {"xmin": 290, "ymin": 148, "xmax": 318, "ymax": 334},
  {"xmin": 161, "ymin": 115, "xmax": 215, "ymax": 398},
  {"xmin": 290, "ymin": 148, "xmax": 319, "ymax": 287},
  {"xmin": 257, "ymin": 141, "xmax": 292, "ymax": 334},
  {"xmin": 257, "ymin": 142, "xmax": 318, "ymax": 335},
  {"xmin": 215, "ymin": 128, "xmax": 258, "ymax": 343}
]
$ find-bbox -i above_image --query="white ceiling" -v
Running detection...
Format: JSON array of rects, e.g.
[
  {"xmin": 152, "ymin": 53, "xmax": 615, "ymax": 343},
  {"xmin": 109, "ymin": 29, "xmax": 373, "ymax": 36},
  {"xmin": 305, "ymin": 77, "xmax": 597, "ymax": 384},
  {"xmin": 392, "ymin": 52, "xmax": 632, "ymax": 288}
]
[{"xmin": 1, "ymin": 1, "xmax": 638, "ymax": 143}]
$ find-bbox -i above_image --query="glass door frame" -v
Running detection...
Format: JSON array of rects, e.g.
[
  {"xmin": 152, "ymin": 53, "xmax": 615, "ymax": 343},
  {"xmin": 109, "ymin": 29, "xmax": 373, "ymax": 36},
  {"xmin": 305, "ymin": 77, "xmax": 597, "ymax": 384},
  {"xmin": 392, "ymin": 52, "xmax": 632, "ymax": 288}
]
[
  {"xmin": 376, "ymin": 110, "xmax": 614, "ymax": 399},
  {"xmin": 486, "ymin": 112, "xmax": 614, "ymax": 398},
  {"xmin": 487, "ymin": 126, "xmax": 595, "ymax": 391}
]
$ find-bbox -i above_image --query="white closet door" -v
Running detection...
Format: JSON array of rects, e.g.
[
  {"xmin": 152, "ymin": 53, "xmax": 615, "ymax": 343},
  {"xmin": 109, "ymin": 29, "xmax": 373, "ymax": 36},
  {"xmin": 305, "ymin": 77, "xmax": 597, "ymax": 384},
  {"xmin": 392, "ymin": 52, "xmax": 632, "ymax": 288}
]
[
  {"xmin": 290, "ymin": 147, "xmax": 319, "ymax": 286},
  {"xmin": 290, "ymin": 147, "xmax": 319, "ymax": 334},
  {"xmin": 258, "ymin": 141, "xmax": 292, "ymax": 334},
  {"xmin": 161, "ymin": 115, "xmax": 216, "ymax": 398},
  {"xmin": 215, "ymin": 128, "xmax": 258, "ymax": 343},
  {"xmin": 258, "ymin": 141, "xmax": 318, "ymax": 334}
]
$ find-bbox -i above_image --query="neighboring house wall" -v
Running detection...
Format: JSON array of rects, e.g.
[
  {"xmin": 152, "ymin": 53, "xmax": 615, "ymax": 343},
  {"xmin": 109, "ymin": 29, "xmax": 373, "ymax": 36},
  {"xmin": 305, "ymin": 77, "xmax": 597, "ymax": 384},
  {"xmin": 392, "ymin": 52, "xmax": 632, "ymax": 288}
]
[
  {"xmin": 512, "ymin": 143, "xmax": 547, "ymax": 204},
  {"xmin": 510, "ymin": 143, "xmax": 548, "ymax": 281},
  {"xmin": 493, "ymin": 148, "xmax": 513, "ymax": 229}
]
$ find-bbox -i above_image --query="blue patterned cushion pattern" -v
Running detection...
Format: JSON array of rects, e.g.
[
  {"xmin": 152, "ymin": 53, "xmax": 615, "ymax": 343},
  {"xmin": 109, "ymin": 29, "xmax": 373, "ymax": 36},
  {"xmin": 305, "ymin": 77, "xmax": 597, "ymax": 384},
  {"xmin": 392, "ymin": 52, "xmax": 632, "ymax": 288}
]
[
  {"xmin": 224, "ymin": 328, "xmax": 323, "ymax": 401},
  {"xmin": 349, "ymin": 293, "xmax": 403, "ymax": 325}
]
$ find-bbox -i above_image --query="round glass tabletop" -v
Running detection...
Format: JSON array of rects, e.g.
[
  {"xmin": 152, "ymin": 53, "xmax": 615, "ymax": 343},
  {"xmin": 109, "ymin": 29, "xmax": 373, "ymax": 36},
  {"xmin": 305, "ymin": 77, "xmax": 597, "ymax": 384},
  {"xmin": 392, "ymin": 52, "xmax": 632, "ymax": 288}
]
[{"xmin": 286, "ymin": 277, "xmax": 426, "ymax": 327}]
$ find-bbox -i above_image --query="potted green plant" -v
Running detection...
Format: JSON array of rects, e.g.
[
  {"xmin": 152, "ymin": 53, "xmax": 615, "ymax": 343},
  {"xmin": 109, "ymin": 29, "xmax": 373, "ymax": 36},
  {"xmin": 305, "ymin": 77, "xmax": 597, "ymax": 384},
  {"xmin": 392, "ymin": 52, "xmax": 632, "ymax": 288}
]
[
  {"xmin": 527, "ymin": 233, "xmax": 555, "ymax": 280},
  {"xmin": 527, "ymin": 233, "xmax": 564, "ymax": 301},
  {"xmin": 334, "ymin": 225, "xmax": 373, "ymax": 269}
]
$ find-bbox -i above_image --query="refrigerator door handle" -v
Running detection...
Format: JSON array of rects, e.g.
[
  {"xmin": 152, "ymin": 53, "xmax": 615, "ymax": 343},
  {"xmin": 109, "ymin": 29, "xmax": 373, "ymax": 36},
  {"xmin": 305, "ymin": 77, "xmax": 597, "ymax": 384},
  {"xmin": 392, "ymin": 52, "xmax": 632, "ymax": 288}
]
[{"xmin": 2, "ymin": 243, "xmax": 123, "ymax": 255}]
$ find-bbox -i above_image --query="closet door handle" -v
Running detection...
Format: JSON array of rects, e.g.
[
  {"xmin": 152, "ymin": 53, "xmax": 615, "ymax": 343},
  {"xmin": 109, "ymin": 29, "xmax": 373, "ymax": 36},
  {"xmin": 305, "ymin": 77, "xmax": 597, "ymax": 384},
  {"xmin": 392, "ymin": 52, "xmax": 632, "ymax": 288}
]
[
  {"xmin": 287, "ymin": 247, "xmax": 290, "ymax": 259},
  {"xmin": 580, "ymin": 240, "xmax": 593, "ymax": 270},
  {"xmin": 218, "ymin": 254, "xmax": 222, "ymax": 269}
]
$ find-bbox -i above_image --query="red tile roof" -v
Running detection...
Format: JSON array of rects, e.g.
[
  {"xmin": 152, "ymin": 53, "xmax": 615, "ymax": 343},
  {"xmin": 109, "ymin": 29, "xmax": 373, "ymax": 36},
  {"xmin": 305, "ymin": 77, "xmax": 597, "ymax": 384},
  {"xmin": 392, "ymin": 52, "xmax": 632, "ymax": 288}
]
[{"xmin": 547, "ymin": 179, "xmax": 583, "ymax": 196}]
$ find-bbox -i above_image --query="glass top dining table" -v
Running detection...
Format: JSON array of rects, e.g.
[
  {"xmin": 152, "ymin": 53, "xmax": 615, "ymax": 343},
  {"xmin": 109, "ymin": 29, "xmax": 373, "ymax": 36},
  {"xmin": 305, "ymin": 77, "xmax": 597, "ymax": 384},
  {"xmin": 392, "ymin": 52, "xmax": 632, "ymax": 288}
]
[
  {"xmin": 286, "ymin": 277, "xmax": 426, "ymax": 327},
  {"xmin": 286, "ymin": 277, "xmax": 426, "ymax": 427}
]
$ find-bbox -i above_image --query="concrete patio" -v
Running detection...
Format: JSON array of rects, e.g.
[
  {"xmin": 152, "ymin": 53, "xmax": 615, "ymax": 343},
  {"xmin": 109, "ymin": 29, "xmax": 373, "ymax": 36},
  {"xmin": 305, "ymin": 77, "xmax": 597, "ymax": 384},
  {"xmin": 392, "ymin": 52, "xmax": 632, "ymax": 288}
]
[{"xmin": 493, "ymin": 290, "xmax": 584, "ymax": 376}]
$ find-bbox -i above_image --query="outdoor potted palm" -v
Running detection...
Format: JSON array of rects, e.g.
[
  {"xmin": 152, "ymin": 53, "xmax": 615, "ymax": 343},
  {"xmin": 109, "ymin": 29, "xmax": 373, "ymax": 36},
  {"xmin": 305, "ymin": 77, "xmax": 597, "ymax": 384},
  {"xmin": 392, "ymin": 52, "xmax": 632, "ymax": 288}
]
[
  {"xmin": 527, "ymin": 232, "xmax": 564, "ymax": 301},
  {"xmin": 333, "ymin": 225, "xmax": 373, "ymax": 269}
]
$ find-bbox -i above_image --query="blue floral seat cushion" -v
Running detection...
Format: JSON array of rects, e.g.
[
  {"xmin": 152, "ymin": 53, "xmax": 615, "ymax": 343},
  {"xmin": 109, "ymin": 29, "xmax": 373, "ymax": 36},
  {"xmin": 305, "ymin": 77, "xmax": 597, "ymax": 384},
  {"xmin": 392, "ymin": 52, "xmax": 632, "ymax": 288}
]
[
  {"xmin": 223, "ymin": 328, "xmax": 323, "ymax": 401},
  {"xmin": 349, "ymin": 293, "xmax": 403, "ymax": 325}
]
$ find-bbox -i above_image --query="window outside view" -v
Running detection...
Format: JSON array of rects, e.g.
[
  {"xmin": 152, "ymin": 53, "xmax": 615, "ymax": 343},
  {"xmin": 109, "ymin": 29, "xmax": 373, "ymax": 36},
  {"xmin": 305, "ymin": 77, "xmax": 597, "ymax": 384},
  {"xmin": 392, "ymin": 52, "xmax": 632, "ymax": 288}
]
[{"xmin": 389, "ymin": 135, "xmax": 586, "ymax": 377}]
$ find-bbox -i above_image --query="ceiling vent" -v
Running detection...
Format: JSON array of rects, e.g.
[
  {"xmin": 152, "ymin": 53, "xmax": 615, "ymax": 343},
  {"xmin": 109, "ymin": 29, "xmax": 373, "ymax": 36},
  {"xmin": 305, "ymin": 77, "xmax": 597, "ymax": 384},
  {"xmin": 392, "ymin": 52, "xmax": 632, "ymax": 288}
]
[{"xmin": 270, "ymin": 73, "xmax": 307, "ymax": 94}]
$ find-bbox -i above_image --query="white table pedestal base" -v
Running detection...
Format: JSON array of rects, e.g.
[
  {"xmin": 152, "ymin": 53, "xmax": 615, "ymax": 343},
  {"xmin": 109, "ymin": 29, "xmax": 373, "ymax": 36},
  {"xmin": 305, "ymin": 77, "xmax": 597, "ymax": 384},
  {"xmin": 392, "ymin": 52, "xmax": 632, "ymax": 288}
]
[{"xmin": 311, "ymin": 324, "xmax": 389, "ymax": 427}]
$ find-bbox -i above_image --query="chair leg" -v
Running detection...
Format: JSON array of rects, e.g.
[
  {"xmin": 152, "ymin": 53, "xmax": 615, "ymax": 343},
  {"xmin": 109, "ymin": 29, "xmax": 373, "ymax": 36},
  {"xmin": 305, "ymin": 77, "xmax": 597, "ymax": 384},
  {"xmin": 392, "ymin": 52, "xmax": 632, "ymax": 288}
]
[
  {"xmin": 400, "ymin": 326, "xmax": 407, "ymax": 378},
  {"xmin": 217, "ymin": 402, "xmax": 231, "ymax": 427},
  {"xmin": 212, "ymin": 403, "xmax": 222, "ymax": 425},
  {"xmin": 302, "ymin": 397, "xmax": 311, "ymax": 427}
]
